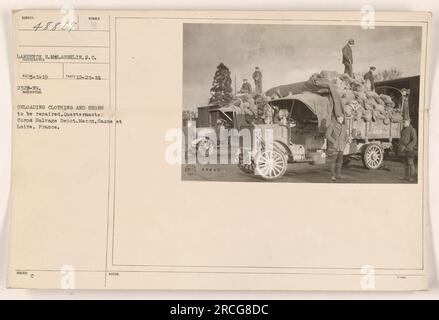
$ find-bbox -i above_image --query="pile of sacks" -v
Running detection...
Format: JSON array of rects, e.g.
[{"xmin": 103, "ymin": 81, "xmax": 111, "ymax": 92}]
[
  {"xmin": 319, "ymin": 71, "xmax": 403, "ymax": 124},
  {"xmin": 231, "ymin": 94, "xmax": 273, "ymax": 124}
]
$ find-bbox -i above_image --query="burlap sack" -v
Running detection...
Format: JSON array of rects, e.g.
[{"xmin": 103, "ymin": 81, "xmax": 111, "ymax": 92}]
[
  {"xmin": 374, "ymin": 104, "xmax": 386, "ymax": 114},
  {"xmin": 321, "ymin": 70, "xmax": 339, "ymax": 79},
  {"xmin": 376, "ymin": 98, "xmax": 385, "ymax": 106},
  {"xmin": 364, "ymin": 101, "xmax": 374, "ymax": 110},
  {"xmin": 355, "ymin": 91, "xmax": 367, "ymax": 102},
  {"xmin": 344, "ymin": 92, "xmax": 355, "ymax": 104},
  {"xmin": 363, "ymin": 109, "xmax": 373, "ymax": 122},
  {"xmin": 386, "ymin": 101, "xmax": 396, "ymax": 108},
  {"xmin": 343, "ymin": 105, "xmax": 353, "ymax": 117},
  {"xmin": 380, "ymin": 94, "xmax": 391, "ymax": 103},
  {"xmin": 354, "ymin": 107, "xmax": 364, "ymax": 120},
  {"xmin": 385, "ymin": 106, "xmax": 395, "ymax": 114},
  {"xmin": 391, "ymin": 113, "xmax": 403, "ymax": 123}
]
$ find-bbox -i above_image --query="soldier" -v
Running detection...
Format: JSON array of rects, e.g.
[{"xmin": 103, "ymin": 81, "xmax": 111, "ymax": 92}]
[
  {"xmin": 278, "ymin": 109, "xmax": 289, "ymax": 125},
  {"xmin": 252, "ymin": 67, "xmax": 263, "ymax": 94},
  {"xmin": 239, "ymin": 79, "xmax": 252, "ymax": 94},
  {"xmin": 342, "ymin": 39, "xmax": 355, "ymax": 77},
  {"xmin": 364, "ymin": 66, "xmax": 376, "ymax": 91},
  {"xmin": 325, "ymin": 115, "xmax": 350, "ymax": 181},
  {"xmin": 399, "ymin": 118, "xmax": 417, "ymax": 182}
]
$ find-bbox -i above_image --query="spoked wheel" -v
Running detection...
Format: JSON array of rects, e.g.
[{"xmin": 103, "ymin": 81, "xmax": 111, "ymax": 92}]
[
  {"xmin": 362, "ymin": 143, "xmax": 384, "ymax": 170},
  {"xmin": 255, "ymin": 149, "xmax": 288, "ymax": 180},
  {"xmin": 237, "ymin": 152, "xmax": 255, "ymax": 174},
  {"xmin": 197, "ymin": 138, "xmax": 215, "ymax": 157}
]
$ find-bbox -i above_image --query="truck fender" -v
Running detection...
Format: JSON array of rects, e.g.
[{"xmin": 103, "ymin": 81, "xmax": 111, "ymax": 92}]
[{"xmin": 272, "ymin": 140, "xmax": 292, "ymax": 159}]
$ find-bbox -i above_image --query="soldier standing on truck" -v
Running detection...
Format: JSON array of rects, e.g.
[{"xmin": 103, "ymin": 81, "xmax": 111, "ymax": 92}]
[
  {"xmin": 239, "ymin": 79, "xmax": 252, "ymax": 94},
  {"xmin": 325, "ymin": 115, "xmax": 350, "ymax": 181},
  {"xmin": 364, "ymin": 66, "xmax": 376, "ymax": 91},
  {"xmin": 399, "ymin": 118, "xmax": 417, "ymax": 182},
  {"xmin": 342, "ymin": 39, "xmax": 355, "ymax": 77},
  {"xmin": 252, "ymin": 67, "xmax": 263, "ymax": 94}
]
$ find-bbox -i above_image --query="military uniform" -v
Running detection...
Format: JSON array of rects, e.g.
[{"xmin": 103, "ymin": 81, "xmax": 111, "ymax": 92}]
[
  {"xmin": 325, "ymin": 119, "xmax": 349, "ymax": 180},
  {"xmin": 252, "ymin": 70, "xmax": 262, "ymax": 94},
  {"xmin": 363, "ymin": 70, "xmax": 375, "ymax": 91},
  {"xmin": 240, "ymin": 82, "xmax": 252, "ymax": 94},
  {"xmin": 342, "ymin": 44, "xmax": 353, "ymax": 77},
  {"xmin": 399, "ymin": 124, "xmax": 417, "ymax": 181}
]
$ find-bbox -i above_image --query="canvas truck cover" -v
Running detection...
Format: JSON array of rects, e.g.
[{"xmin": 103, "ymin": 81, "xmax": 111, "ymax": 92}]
[
  {"xmin": 271, "ymin": 92, "xmax": 333, "ymax": 127},
  {"xmin": 266, "ymin": 79, "xmax": 343, "ymax": 117},
  {"xmin": 265, "ymin": 81, "xmax": 307, "ymax": 97}
]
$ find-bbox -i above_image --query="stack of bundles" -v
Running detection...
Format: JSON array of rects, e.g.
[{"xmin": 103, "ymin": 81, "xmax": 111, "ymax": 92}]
[
  {"xmin": 235, "ymin": 93, "xmax": 274, "ymax": 124},
  {"xmin": 240, "ymin": 94, "xmax": 258, "ymax": 117},
  {"xmin": 254, "ymin": 95, "xmax": 267, "ymax": 119},
  {"xmin": 316, "ymin": 71, "xmax": 403, "ymax": 124},
  {"xmin": 230, "ymin": 98, "xmax": 244, "ymax": 113}
]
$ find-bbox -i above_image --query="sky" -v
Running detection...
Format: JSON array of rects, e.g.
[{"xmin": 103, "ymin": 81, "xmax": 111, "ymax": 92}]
[{"xmin": 183, "ymin": 23, "xmax": 422, "ymax": 110}]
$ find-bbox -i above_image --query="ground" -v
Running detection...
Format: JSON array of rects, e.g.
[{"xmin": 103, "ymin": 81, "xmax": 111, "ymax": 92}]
[{"xmin": 182, "ymin": 158, "xmax": 417, "ymax": 184}]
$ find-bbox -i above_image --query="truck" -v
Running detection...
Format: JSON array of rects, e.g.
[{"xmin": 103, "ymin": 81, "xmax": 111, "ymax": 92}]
[{"xmin": 237, "ymin": 88, "xmax": 405, "ymax": 180}]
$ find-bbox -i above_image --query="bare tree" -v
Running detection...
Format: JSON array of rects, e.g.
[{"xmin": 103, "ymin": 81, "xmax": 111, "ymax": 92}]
[{"xmin": 375, "ymin": 68, "xmax": 403, "ymax": 81}]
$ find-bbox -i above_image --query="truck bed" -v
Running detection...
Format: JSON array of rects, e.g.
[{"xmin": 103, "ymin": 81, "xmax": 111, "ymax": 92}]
[{"xmin": 347, "ymin": 118, "xmax": 401, "ymax": 140}]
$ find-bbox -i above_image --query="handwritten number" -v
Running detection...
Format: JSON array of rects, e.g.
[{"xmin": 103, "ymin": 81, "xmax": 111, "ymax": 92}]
[
  {"xmin": 32, "ymin": 22, "xmax": 42, "ymax": 31},
  {"xmin": 32, "ymin": 21, "xmax": 77, "ymax": 32},
  {"xmin": 52, "ymin": 22, "xmax": 61, "ymax": 31}
]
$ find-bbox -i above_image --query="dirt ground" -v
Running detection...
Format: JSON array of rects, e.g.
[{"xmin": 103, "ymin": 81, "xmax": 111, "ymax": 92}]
[{"xmin": 181, "ymin": 158, "xmax": 418, "ymax": 184}]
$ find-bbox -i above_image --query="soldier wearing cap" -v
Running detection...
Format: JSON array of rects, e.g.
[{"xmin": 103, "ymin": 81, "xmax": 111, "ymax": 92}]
[
  {"xmin": 325, "ymin": 115, "xmax": 350, "ymax": 181},
  {"xmin": 239, "ymin": 79, "xmax": 252, "ymax": 94},
  {"xmin": 342, "ymin": 39, "xmax": 355, "ymax": 77},
  {"xmin": 252, "ymin": 67, "xmax": 263, "ymax": 94},
  {"xmin": 399, "ymin": 117, "xmax": 417, "ymax": 182},
  {"xmin": 364, "ymin": 66, "xmax": 376, "ymax": 91}
]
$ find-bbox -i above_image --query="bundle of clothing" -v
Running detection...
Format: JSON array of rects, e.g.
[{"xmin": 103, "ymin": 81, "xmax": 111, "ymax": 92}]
[
  {"xmin": 231, "ymin": 94, "xmax": 274, "ymax": 124},
  {"xmin": 315, "ymin": 71, "xmax": 403, "ymax": 124}
]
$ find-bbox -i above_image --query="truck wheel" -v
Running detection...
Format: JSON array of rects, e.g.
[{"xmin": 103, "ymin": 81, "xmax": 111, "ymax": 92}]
[
  {"xmin": 255, "ymin": 150, "xmax": 287, "ymax": 180},
  {"xmin": 362, "ymin": 143, "xmax": 384, "ymax": 170}
]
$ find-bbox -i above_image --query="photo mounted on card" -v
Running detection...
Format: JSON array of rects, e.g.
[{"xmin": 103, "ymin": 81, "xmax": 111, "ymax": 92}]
[{"xmin": 8, "ymin": 10, "xmax": 431, "ymax": 291}]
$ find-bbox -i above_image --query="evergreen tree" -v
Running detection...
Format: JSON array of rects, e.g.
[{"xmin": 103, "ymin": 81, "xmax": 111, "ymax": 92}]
[{"xmin": 209, "ymin": 63, "xmax": 233, "ymax": 106}]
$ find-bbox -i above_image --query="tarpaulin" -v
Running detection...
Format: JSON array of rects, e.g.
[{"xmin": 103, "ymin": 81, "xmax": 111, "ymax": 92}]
[
  {"xmin": 302, "ymin": 76, "xmax": 344, "ymax": 117},
  {"xmin": 271, "ymin": 92, "xmax": 333, "ymax": 130},
  {"xmin": 290, "ymin": 92, "xmax": 333, "ymax": 126},
  {"xmin": 265, "ymin": 81, "xmax": 307, "ymax": 98},
  {"xmin": 266, "ymin": 78, "xmax": 343, "ymax": 117}
]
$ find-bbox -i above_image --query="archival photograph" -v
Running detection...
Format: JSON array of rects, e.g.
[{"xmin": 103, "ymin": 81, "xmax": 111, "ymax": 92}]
[{"xmin": 182, "ymin": 23, "xmax": 422, "ymax": 183}]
